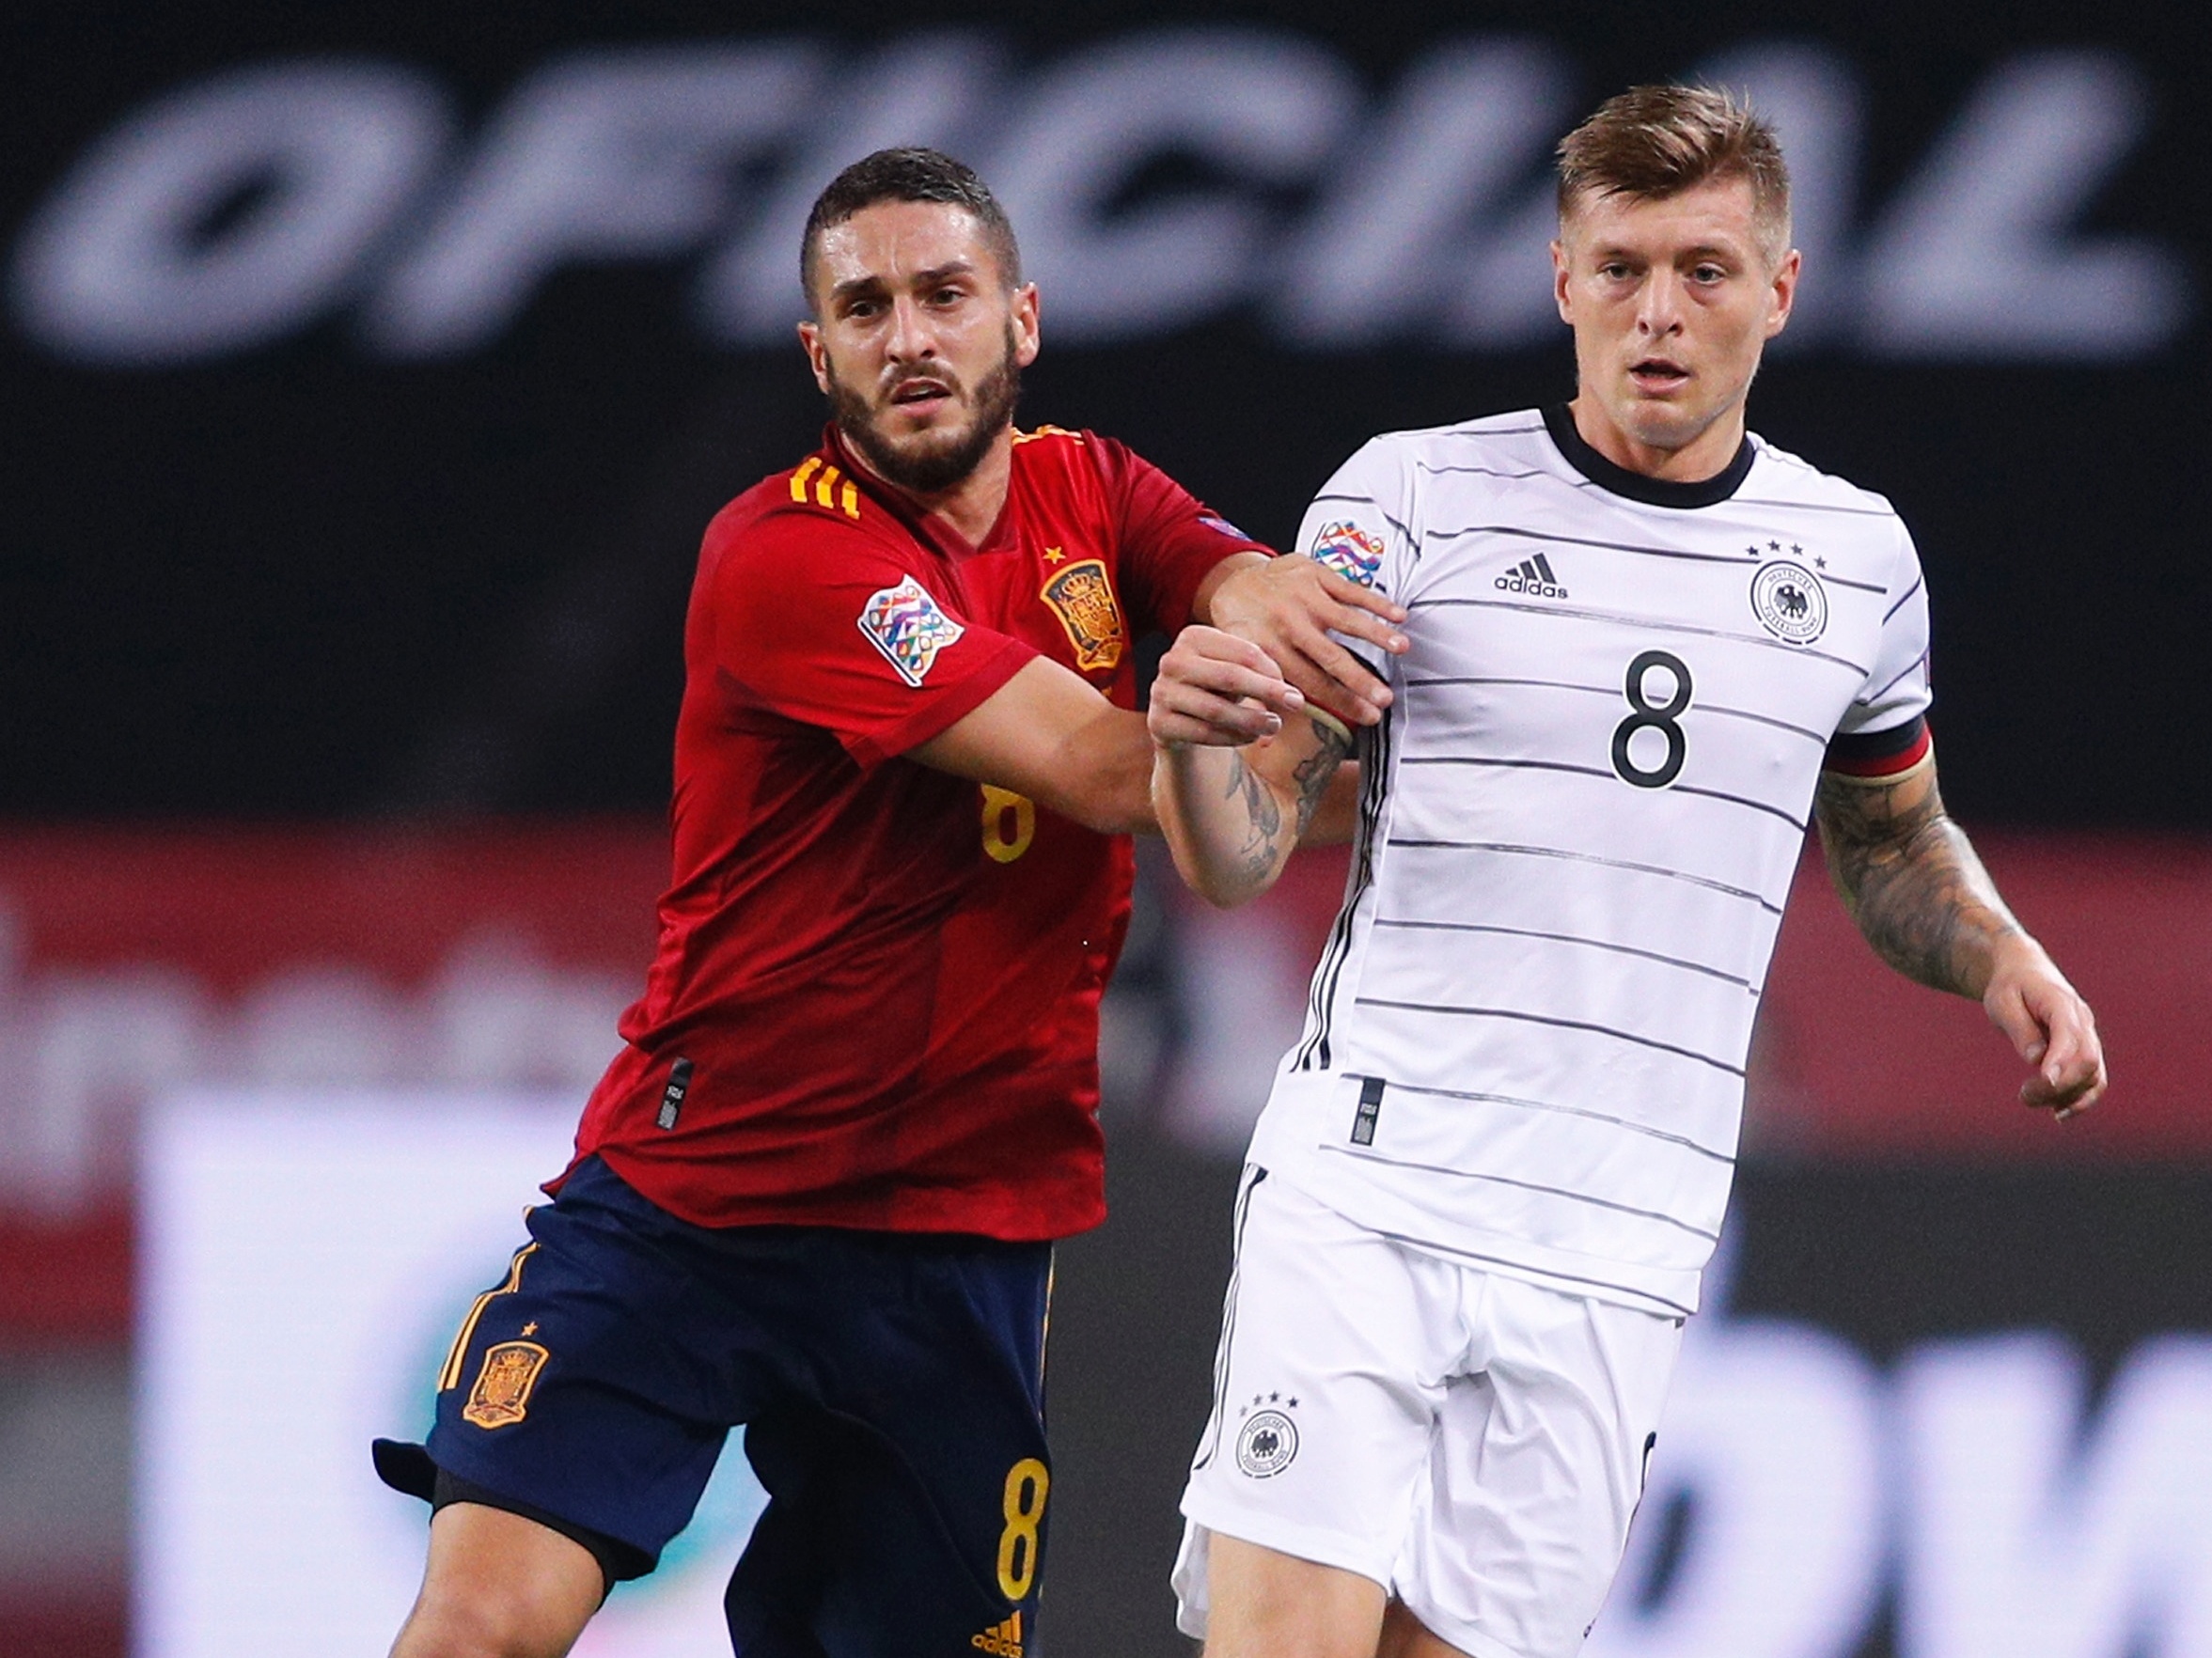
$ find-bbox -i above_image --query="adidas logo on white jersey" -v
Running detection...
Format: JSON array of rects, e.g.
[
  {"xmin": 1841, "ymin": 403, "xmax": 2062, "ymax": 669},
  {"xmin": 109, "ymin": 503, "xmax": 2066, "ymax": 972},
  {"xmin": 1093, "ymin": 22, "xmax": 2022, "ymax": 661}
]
[{"xmin": 1495, "ymin": 554, "xmax": 1567, "ymax": 598}]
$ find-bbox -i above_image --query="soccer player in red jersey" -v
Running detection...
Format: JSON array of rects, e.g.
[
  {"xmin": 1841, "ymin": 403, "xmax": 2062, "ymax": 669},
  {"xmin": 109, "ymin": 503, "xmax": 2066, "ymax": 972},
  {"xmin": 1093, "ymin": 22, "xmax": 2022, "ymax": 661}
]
[{"xmin": 375, "ymin": 149, "xmax": 1405, "ymax": 1658}]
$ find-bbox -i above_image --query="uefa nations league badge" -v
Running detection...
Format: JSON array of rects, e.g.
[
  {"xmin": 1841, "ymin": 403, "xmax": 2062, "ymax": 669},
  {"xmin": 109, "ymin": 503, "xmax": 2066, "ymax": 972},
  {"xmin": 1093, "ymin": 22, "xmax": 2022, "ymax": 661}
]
[{"xmin": 1749, "ymin": 558, "xmax": 1829, "ymax": 643}]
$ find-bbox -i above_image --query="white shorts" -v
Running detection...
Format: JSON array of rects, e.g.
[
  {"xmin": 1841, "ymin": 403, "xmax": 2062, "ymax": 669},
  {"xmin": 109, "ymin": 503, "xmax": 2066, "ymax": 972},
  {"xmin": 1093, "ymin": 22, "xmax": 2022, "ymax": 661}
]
[{"xmin": 1174, "ymin": 1169, "xmax": 1684, "ymax": 1658}]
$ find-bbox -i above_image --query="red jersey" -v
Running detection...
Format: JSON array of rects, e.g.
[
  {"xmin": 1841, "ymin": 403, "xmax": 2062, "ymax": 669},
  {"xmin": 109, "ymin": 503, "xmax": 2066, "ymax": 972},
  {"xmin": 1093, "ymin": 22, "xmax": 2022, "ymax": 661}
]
[{"xmin": 567, "ymin": 424, "xmax": 1267, "ymax": 1240}]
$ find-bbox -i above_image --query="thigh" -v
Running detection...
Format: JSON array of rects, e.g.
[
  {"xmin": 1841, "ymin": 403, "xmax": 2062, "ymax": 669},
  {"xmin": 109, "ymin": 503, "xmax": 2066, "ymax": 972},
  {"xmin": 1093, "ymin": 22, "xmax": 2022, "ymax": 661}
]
[
  {"xmin": 1399, "ymin": 1279, "xmax": 1683, "ymax": 1658},
  {"xmin": 1176, "ymin": 1168, "xmax": 1458, "ymax": 1635},
  {"xmin": 725, "ymin": 1232, "xmax": 1054, "ymax": 1658},
  {"xmin": 420, "ymin": 1160, "xmax": 744, "ymax": 1571}
]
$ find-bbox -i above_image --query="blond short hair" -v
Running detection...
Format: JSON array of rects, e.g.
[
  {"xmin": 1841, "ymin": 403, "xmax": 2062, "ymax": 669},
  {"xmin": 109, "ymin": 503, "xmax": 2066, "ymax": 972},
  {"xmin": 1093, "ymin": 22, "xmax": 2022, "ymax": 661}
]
[{"xmin": 1556, "ymin": 85, "xmax": 1792, "ymax": 265}]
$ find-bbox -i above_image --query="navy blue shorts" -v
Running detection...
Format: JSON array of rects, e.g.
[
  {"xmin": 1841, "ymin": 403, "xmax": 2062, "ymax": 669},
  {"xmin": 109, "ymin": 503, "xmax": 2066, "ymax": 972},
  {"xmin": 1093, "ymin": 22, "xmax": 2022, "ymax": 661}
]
[{"xmin": 377, "ymin": 1156, "xmax": 1054, "ymax": 1658}]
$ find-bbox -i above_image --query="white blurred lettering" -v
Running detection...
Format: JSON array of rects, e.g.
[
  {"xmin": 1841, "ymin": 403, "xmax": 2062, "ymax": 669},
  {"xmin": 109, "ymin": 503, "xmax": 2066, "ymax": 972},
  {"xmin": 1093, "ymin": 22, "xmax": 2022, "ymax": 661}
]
[
  {"xmin": 1898, "ymin": 1332, "xmax": 2212, "ymax": 1658},
  {"xmin": 11, "ymin": 61, "xmax": 447, "ymax": 364},
  {"xmin": 366, "ymin": 44, "xmax": 820, "ymax": 355},
  {"xmin": 1860, "ymin": 53, "xmax": 2188, "ymax": 358},
  {"xmin": 985, "ymin": 27, "xmax": 1358, "ymax": 341},
  {"xmin": 1278, "ymin": 39, "xmax": 1569, "ymax": 348},
  {"xmin": 1591, "ymin": 1320, "xmax": 1885, "ymax": 1658}
]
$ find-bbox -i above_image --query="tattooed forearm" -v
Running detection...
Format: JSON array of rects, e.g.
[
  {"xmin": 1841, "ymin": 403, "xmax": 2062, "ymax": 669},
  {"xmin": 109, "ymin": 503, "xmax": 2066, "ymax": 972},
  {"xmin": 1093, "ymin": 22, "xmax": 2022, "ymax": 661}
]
[
  {"xmin": 1292, "ymin": 719, "xmax": 1355, "ymax": 837},
  {"xmin": 1224, "ymin": 751, "xmax": 1282, "ymax": 884},
  {"xmin": 1813, "ymin": 768, "xmax": 2025, "ymax": 998}
]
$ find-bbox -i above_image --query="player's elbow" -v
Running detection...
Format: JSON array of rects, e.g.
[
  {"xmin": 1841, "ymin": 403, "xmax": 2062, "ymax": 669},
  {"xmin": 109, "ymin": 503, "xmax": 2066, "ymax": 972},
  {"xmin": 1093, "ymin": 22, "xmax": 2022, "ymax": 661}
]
[
  {"xmin": 1169, "ymin": 842, "xmax": 1276, "ymax": 911},
  {"xmin": 1039, "ymin": 783, "xmax": 1153, "ymax": 838}
]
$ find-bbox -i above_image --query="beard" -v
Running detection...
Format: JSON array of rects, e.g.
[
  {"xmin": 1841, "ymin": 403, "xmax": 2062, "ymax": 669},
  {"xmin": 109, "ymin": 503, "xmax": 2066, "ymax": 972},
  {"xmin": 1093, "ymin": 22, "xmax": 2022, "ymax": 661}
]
[{"xmin": 826, "ymin": 329, "xmax": 1023, "ymax": 495}]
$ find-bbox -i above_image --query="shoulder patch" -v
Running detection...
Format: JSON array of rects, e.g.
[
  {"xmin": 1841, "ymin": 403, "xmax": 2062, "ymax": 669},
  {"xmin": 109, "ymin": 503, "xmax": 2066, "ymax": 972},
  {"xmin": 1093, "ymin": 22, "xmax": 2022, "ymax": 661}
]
[
  {"xmin": 1197, "ymin": 512, "xmax": 1251, "ymax": 540},
  {"xmin": 858, "ymin": 576, "xmax": 965, "ymax": 686},
  {"xmin": 789, "ymin": 456, "xmax": 861, "ymax": 520},
  {"xmin": 1310, "ymin": 520, "xmax": 1385, "ymax": 589}
]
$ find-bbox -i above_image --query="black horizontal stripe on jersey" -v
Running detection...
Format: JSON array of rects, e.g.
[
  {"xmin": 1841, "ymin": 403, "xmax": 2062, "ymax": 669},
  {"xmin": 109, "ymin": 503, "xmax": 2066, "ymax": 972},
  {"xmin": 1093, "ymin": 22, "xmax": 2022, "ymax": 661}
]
[
  {"xmin": 1883, "ymin": 571, "xmax": 1925, "ymax": 624},
  {"xmin": 1379, "ymin": 1076, "xmax": 1738, "ymax": 1163},
  {"xmin": 1863, "ymin": 649, "xmax": 1931, "ymax": 706},
  {"xmin": 1447, "ymin": 423, "xmax": 1546, "ymax": 438},
  {"xmin": 1413, "ymin": 461, "xmax": 1586, "ymax": 486},
  {"xmin": 1317, "ymin": 1143, "xmax": 1724, "ymax": 1243},
  {"xmin": 1733, "ymin": 493, "xmax": 1901, "ymax": 519},
  {"xmin": 1405, "ymin": 676, "xmax": 1831, "ymax": 747},
  {"xmin": 1355, "ymin": 997, "xmax": 1748, "ymax": 1077},
  {"xmin": 1304, "ymin": 494, "xmax": 1416, "ymax": 555},
  {"xmin": 1399, "ymin": 755, "xmax": 1810, "ymax": 831},
  {"xmin": 1430, "ymin": 521, "xmax": 1760, "ymax": 567},
  {"xmin": 1373, "ymin": 916, "xmax": 1756, "ymax": 992},
  {"xmin": 1420, "ymin": 522, "xmax": 1890, "ymax": 596},
  {"xmin": 1386, "ymin": 838, "xmax": 1785, "ymax": 915},
  {"xmin": 1409, "ymin": 596, "xmax": 1873, "ymax": 679}
]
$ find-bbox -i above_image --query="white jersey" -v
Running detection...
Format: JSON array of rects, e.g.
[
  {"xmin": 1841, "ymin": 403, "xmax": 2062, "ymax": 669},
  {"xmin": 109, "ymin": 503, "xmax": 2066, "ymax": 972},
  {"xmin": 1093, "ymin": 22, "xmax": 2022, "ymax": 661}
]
[{"xmin": 1247, "ymin": 406, "xmax": 1932, "ymax": 1318}]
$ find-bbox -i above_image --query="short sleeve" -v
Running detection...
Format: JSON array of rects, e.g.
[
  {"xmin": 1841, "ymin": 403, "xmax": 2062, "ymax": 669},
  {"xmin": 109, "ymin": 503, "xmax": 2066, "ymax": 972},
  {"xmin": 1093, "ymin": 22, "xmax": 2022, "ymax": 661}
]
[
  {"xmin": 1295, "ymin": 437, "xmax": 1418, "ymax": 680},
  {"xmin": 1825, "ymin": 517, "xmax": 1934, "ymax": 772},
  {"xmin": 1098, "ymin": 436, "xmax": 1273, "ymax": 635},
  {"xmin": 706, "ymin": 509, "xmax": 1034, "ymax": 770}
]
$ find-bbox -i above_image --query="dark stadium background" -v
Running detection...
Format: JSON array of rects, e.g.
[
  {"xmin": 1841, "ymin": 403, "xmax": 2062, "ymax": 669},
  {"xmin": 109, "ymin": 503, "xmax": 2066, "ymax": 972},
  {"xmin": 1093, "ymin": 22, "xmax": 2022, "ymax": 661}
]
[{"xmin": 3, "ymin": 3, "xmax": 2210, "ymax": 1655}]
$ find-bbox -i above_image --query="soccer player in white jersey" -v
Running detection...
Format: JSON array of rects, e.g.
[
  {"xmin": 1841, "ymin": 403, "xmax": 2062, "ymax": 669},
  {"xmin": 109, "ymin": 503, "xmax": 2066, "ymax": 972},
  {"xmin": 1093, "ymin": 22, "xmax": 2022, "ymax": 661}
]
[{"xmin": 1144, "ymin": 85, "xmax": 2108, "ymax": 1658}]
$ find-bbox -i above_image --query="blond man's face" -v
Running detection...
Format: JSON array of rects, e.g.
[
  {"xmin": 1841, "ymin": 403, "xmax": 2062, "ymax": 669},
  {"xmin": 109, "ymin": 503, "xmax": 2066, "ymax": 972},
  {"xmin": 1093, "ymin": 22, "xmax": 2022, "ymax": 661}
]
[{"xmin": 1552, "ymin": 178, "xmax": 1797, "ymax": 468}]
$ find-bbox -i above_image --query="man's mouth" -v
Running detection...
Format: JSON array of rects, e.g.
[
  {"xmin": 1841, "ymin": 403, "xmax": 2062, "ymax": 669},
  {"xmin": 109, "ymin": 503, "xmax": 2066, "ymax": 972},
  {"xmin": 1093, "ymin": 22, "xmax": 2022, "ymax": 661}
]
[
  {"xmin": 1629, "ymin": 358, "xmax": 1690, "ymax": 393},
  {"xmin": 887, "ymin": 378, "xmax": 956, "ymax": 411}
]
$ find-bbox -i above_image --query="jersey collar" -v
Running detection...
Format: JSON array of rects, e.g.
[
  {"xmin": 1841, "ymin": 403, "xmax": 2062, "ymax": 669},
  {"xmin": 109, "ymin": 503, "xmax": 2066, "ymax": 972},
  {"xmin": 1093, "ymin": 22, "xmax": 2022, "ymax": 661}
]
[
  {"xmin": 821, "ymin": 423, "xmax": 1013, "ymax": 560},
  {"xmin": 1542, "ymin": 403, "xmax": 1755, "ymax": 509}
]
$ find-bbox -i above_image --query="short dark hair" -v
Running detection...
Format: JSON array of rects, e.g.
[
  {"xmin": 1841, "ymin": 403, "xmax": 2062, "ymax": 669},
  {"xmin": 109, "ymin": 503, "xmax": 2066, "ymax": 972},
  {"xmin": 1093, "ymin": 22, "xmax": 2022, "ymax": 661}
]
[
  {"xmin": 799, "ymin": 148, "xmax": 1023, "ymax": 311},
  {"xmin": 1556, "ymin": 85, "xmax": 1792, "ymax": 264}
]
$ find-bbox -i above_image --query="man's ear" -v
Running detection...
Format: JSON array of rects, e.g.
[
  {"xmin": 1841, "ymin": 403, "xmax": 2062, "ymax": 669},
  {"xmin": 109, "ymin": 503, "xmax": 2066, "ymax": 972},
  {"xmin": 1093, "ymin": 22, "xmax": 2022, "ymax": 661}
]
[
  {"xmin": 1011, "ymin": 282, "xmax": 1042, "ymax": 368},
  {"xmin": 1765, "ymin": 247, "xmax": 1802, "ymax": 339},
  {"xmin": 796, "ymin": 319, "xmax": 832, "ymax": 393}
]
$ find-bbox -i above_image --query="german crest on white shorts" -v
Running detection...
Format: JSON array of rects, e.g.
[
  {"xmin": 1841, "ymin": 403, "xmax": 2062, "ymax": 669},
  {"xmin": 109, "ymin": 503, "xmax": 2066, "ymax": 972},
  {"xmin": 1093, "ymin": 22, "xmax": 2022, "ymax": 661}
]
[{"xmin": 1175, "ymin": 1172, "xmax": 1683, "ymax": 1658}]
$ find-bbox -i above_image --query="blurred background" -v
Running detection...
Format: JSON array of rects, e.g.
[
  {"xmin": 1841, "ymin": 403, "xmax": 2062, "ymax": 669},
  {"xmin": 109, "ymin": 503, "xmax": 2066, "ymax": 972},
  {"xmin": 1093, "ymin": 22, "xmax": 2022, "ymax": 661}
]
[{"xmin": 4, "ymin": 2, "xmax": 2211, "ymax": 1655}]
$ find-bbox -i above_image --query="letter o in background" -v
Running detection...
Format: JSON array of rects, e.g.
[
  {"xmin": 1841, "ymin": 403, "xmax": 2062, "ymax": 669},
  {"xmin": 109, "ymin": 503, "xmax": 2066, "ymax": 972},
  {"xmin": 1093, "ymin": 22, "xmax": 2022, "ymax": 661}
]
[{"xmin": 12, "ymin": 60, "xmax": 449, "ymax": 364}]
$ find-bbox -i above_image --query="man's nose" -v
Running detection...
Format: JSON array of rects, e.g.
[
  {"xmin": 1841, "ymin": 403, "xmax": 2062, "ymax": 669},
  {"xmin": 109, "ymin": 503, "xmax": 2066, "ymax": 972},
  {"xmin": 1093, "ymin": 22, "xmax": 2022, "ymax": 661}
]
[
  {"xmin": 1637, "ymin": 270, "xmax": 1686, "ymax": 336},
  {"xmin": 885, "ymin": 294, "xmax": 936, "ymax": 361}
]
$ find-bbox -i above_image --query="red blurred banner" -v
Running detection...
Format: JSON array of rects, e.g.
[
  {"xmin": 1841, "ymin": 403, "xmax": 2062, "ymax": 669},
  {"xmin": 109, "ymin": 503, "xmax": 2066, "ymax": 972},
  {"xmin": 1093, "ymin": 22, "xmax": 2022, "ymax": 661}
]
[
  {"xmin": 0, "ymin": 823, "xmax": 2202, "ymax": 1201},
  {"xmin": 1751, "ymin": 831, "xmax": 2211, "ymax": 1160}
]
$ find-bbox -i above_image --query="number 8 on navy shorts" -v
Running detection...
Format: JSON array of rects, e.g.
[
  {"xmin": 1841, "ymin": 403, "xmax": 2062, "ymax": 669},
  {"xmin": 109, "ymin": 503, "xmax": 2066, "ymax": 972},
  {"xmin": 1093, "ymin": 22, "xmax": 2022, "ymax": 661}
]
[{"xmin": 374, "ymin": 1155, "xmax": 1056, "ymax": 1658}]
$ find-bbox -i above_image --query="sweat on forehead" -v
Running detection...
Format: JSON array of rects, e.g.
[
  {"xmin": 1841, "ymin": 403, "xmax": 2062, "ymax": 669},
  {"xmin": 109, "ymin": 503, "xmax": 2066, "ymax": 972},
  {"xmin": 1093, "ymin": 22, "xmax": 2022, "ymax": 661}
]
[{"xmin": 799, "ymin": 147, "xmax": 1023, "ymax": 310}]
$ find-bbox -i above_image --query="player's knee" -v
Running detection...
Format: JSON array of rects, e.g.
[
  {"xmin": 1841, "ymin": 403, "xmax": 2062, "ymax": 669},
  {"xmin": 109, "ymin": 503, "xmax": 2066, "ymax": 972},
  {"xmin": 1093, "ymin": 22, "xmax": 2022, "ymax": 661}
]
[
  {"xmin": 389, "ymin": 1584, "xmax": 587, "ymax": 1658},
  {"xmin": 389, "ymin": 1504, "xmax": 604, "ymax": 1658},
  {"xmin": 1204, "ymin": 1535, "xmax": 1386, "ymax": 1658}
]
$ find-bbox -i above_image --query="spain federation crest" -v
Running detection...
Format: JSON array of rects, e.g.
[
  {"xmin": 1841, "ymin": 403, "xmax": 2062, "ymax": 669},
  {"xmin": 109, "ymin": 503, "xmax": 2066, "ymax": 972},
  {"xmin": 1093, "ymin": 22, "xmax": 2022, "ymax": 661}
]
[
  {"xmin": 463, "ymin": 1339, "xmax": 549, "ymax": 1430},
  {"xmin": 1040, "ymin": 558, "xmax": 1126, "ymax": 672},
  {"xmin": 858, "ymin": 576, "xmax": 965, "ymax": 687},
  {"xmin": 1310, "ymin": 521, "xmax": 1385, "ymax": 589}
]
